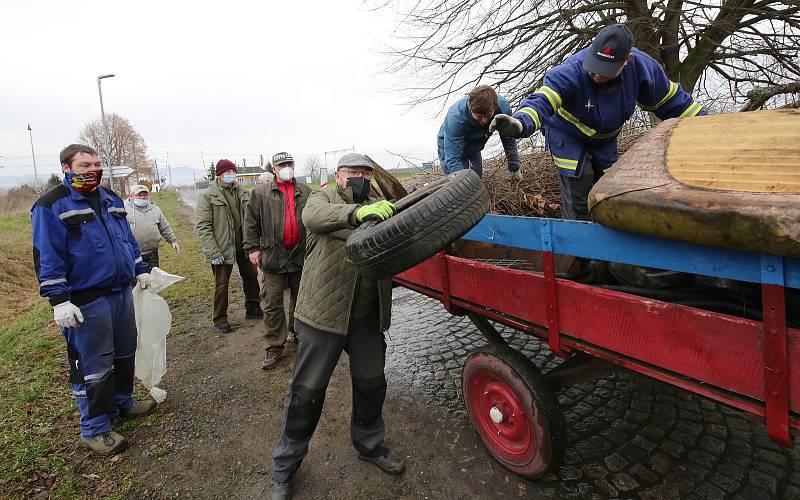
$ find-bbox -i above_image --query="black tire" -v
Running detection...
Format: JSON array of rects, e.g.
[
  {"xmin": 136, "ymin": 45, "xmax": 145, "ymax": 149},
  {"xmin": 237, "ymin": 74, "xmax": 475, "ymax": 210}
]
[
  {"xmin": 462, "ymin": 343, "xmax": 566, "ymax": 479},
  {"xmin": 345, "ymin": 169, "xmax": 490, "ymax": 279}
]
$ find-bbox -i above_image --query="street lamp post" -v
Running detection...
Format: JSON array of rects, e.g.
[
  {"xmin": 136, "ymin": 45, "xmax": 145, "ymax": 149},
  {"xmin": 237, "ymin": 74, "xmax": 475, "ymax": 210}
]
[
  {"xmin": 26, "ymin": 124, "xmax": 38, "ymax": 183},
  {"xmin": 97, "ymin": 74, "xmax": 116, "ymax": 191}
]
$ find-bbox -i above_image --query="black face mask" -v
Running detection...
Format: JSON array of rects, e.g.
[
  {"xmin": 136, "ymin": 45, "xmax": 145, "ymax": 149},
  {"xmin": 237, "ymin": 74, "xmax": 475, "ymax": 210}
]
[
  {"xmin": 346, "ymin": 176, "xmax": 370, "ymax": 203},
  {"xmin": 595, "ymin": 77, "xmax": 623, "ymax": 95}
]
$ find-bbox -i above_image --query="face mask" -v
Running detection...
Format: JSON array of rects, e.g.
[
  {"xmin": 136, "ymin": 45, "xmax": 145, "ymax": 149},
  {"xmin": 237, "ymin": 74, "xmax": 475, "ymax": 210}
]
[
  {"xmin": 346, "ymin": 176, "xmax": 370, "ymax": 204},
  {"xmin": 222, "ymin": 174, "xmax": 236, "ymax": 184},
  {"xmin": 65, "ymin": 170, "xmax": 102, "ymax": 194},
  {"xmin": 277, "ymin": 167, "xmax": 294, "ymax": 182},
  {"xmin": 133, "ymin": 199, "xmax": 150, "ymax": 207}
]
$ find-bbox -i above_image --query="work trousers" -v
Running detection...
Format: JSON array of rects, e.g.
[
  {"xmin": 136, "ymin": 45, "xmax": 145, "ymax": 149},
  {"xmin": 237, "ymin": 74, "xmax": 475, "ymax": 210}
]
[
  {"xmin": 558, "ymin": 156, "xmax": 607, "ymax": 221},
  {"xmin": 211, "ymin": 250, "xmax": 260, "ymax": 325},
  {"xmin": 141, "ymin": 249, "xmax": 159, "ymax": 271},
  {"xmin": 260, "ymin": 270, "xmax": 301, "ymax": 349},
  {"xmin": 62, "ymin": 289, "xmax": 137, "ymax": 438},
  {"xmin": 438, "ymin": 146, "xmax": 483, "ymax": 177},
  {"xmin": 271, "ymin": 311, "xmax": 388, "ymax": 483}
]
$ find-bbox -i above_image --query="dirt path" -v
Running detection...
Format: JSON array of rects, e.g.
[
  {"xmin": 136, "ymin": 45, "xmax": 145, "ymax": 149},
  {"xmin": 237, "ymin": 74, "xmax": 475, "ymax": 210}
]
[{"xmin": 117, "ymin": 192, "xmax": 540, "ymax": 499}]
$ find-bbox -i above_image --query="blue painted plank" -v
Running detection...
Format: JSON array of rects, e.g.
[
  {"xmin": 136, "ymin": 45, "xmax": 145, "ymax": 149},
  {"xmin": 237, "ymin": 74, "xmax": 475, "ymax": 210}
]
[{"xmin": 462, "ymin": 215, "xmax": 800, "ymax": 289}]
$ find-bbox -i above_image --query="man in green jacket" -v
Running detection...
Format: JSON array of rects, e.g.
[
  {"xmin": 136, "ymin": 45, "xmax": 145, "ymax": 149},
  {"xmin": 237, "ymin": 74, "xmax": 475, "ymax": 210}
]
[
  {"xmin": 244, "ymin": 152, "xmax": 311, "ymax": 370},
  {"xmin": 196, "ymin": 159, "xmax": 262, "ymax": 333},
  {"xmin": 269, "ymin": 153, "xmax": 403, "ymax": 500}
]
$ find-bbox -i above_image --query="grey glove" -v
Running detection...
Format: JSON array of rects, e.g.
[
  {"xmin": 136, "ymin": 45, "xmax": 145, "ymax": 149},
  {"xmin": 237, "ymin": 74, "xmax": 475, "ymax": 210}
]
[
  {"xmin": 489, "ymin": 114, "xmax": 524, "ymax": 137},
  {"xmin": 210, "ymin": 256, "xmax": 224, "ymax": 266},
  {"xmin": 136, "ymin": 272, "xmax": 151, "ymax": 290},
  {"xmin": 54, "ymin": 301, "xmax": 84, "ymax": 329}
]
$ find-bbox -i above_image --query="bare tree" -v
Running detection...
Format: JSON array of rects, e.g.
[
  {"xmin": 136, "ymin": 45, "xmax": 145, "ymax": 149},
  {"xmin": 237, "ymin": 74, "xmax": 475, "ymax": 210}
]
[
  {"xmin": 373, "ymin": 0, "xmax": 800, "ymax": 110},
  {"xmin": 304, "ymin": 155, "xmax": 322, "ymax": 180},
  {"xmin": 79, "ymin": 113, "xmax": 154, "ymax": 183}
]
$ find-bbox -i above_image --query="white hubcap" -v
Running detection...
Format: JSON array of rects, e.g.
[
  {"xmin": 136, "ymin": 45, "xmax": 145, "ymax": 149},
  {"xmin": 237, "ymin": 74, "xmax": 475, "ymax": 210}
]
[{"xmin": 489, "ymin": 406, "xmax": 504, "ymax": 424}]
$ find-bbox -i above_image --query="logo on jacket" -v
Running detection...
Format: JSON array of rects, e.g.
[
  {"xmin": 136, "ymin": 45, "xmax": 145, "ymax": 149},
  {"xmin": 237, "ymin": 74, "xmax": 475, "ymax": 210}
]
[{"xmin": 597, "ymin": 45, "xmax": 615, "ymax": 59}]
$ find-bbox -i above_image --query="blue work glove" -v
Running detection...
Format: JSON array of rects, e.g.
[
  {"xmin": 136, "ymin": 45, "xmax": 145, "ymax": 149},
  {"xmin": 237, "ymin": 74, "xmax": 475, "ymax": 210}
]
[
  {"xmin": 356, "ymin": 200, "xmax": 396, "ymax": 222},
  {"xmin": 210, "ymin": 256, "xmax": 224, "ymax": 266}
]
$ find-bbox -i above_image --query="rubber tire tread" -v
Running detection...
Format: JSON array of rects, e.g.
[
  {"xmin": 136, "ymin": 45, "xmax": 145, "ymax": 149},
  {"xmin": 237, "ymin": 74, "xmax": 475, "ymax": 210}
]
[
  {"xmin": 462, "ymin": 343, "xmax": 567, "ymax": 478},
  {"xmin": 345, "ymin": 169, "xmax": 489, "ymax": 279}
]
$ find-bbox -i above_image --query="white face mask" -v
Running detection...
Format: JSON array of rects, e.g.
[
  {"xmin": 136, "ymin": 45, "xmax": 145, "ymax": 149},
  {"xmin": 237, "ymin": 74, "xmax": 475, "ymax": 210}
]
[
  {"xmin": 222, "ymin": 174, "xmax": 236, "ymax": 184},
  {"xmin": 276, "ymin": 167, "xmax": 294, "ymax": 182}
]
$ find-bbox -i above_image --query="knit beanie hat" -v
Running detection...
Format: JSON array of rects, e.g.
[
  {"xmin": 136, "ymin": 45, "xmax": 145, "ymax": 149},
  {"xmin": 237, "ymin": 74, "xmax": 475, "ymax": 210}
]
[{"xmin": 215, "ymin": 159, "xmax": 237, "ymax": 176}]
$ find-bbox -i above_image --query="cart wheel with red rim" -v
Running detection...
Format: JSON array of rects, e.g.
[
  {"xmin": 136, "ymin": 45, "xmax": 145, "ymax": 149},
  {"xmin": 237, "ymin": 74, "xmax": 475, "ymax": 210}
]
[{"xmin": 462, "ymin": 343, "xmax": 566, "ymax": 478}]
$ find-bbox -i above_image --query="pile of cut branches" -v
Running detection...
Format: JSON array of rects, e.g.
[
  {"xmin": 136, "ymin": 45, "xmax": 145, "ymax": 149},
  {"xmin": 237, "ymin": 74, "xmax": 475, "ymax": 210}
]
[{"xmin": 408, "ymin": 128, "xmax": 647, "ymax": 218}]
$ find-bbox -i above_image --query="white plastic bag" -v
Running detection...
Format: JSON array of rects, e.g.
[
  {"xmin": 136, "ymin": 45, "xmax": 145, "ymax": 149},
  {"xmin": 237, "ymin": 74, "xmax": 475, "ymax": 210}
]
[{"xmin": 132, "ymin": 267, "xmax": 184, "ymax": 403}]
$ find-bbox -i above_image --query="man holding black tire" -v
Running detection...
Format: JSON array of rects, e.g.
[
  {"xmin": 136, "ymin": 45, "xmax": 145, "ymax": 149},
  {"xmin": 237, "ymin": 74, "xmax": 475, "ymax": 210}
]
[{"xmin": 268, "ymin": 153, "xmax": 404, "ymax": 500}]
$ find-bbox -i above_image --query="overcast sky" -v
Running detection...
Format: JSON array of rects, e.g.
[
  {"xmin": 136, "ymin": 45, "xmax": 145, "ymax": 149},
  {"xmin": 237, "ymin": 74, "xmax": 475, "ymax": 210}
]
[{"xmin": 0, "ymin": 0, "xmax": 466, "ymax": 180}]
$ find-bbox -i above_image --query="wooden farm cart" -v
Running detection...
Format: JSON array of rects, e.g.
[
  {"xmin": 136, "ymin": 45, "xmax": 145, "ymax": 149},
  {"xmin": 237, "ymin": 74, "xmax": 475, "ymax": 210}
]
[{"xmin": 393, "ymin": 214, "xmax": 800, "ymax": 479}]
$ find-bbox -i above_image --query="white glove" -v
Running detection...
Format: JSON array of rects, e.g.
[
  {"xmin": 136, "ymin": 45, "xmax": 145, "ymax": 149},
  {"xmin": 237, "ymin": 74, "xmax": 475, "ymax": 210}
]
[
  {"xmin": 210, "ymin": 256, "xmax": 225, "ymax": 266},
  {"xmin": 171, "ymin": 241, "xmax": 180, "ymax": 253},
  {"xmin": 489, "ymin": 114, "xmax": 524, "ymax": 137},
  {"xmin": 54, "ymin": 301, "xmax": 84, "ymax": 329},
  {"xmin": 511, "ymin": 169, "xmax": 523, "ymax": 182},
  {"xmin": 136, "ymin": 272, "xmax": 151, "ymax": 290}
]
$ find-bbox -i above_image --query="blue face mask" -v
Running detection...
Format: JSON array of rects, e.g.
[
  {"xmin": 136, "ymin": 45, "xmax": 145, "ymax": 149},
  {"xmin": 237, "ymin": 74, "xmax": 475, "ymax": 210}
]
[
  {"xmin": 222, "ymin": 174, "xmax": 236, "ymax": 184},
  {"xmin": 133, "ymin": 199, "xmax": 150, "ymax": 207}
]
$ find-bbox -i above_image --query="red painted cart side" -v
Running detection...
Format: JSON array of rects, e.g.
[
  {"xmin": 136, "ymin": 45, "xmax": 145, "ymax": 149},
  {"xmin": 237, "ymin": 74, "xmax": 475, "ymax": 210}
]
[{"xmin": 395, "ymin": 252, "xmax": 800, "ymax": 444}]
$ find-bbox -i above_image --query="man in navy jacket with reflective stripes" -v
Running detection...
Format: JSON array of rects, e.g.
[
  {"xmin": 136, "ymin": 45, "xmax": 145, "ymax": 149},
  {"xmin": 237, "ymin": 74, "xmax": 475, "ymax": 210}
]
[
  {"xmin": 31, "ymin": 144, "xmax": 156, "ymax": 455},
  {"xmin": 491, "ymin": 24, "xmax": 706, "ymax": 220}
]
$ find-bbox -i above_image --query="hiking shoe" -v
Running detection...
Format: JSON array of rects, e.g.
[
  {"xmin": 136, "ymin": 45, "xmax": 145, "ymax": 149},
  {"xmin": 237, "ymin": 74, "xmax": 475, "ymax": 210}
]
[
  {"xmin": 261, "ymin": 347, "xmax": 284, "ymax": 370},
  {"xmin": 120, "ymin": 399, "xmax": 157, "ymax": 418},
  {"xmin": 214, "ymin": 319, "xmax": 233, "ymax": 333},
  {"xmin": 269, "ymin": 478, "xmax": 293, "ymax": 500},
  {"xmin": 80, "ymin": 431, "xmax": 128, "ymax": 456},
  {"xmin": 245, "ymin": 306, "xmax": 264, "ymax": 319},
  {"xmin": 358, "ymin": 449, "xmax": 405, "ymax": 475}
]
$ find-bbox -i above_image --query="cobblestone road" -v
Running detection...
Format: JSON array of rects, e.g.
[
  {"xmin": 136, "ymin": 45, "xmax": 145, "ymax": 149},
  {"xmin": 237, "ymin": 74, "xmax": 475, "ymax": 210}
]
[{"xmin": 385, "ymin": 288, "xmax": 800, "ymax": 499}]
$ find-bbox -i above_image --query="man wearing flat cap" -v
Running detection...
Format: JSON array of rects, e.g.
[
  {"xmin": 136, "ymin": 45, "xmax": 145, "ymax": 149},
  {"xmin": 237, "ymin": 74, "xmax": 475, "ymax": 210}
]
[
  {"xmin": 196, "ymin": 159, "xmax": 262, "ymax": 333},
  {"xmin": 268, "ymin": 153, "xmax": 404, "ymax": 500},
  {"xmin": 244, "ymin": 152, "xmax": 311, "ymax": 370},
  {"xmin": 125, "ymin": 184, "xmax": 179, "ymax": 271},
  {"xmin": 491, "ymin": 23, "xmax": 706, "ymax": 221}
]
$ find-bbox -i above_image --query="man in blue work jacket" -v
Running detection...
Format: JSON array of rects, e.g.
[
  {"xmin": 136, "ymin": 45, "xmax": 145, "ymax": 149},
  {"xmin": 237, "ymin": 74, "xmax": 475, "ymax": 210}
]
[
  {"xmin": 491, "ymin": 24, "xmax": 706, "ymax": 220},
  {"xmin": 31, "ymin": 144, "xmax": 157, "ymax": 455},
  {"xmin": 437, "ymin": 84, "xmax": 521, "ymax": 179}
]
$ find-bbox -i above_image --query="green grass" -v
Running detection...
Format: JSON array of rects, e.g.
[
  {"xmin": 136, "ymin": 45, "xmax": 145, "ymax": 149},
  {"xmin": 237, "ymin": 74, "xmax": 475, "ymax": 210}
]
[
  {"xmin": 149, "ymin": 192, "xmax": 214, "ymax": 335},
  {"xmin": 0, "ymin": 212, "xmax": 39, "ymax": 332},
  {"xmin": 151, "ymin": 445, "xmax": 170, "ymax": 458},
  {"xmin": 0, "ymin": 295, "xmax": 89, "ymax": 497}
]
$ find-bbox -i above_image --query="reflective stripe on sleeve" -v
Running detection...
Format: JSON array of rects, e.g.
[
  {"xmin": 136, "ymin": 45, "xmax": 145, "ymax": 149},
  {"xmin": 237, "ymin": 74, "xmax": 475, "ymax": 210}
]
[
  {"xmin": 533, "ymin": 85, "xmax": 563, "ymax": 111},
  {"xmin": 518, "ymin": 107, "xmax": 541, "ymax": 130},
  {"xmin": 640, "ymin": 81, "xmax": 679, "ymax": 111},
  {"xmin": 679, "ymin": 101, "xmax": 704, "ymax": 118}
]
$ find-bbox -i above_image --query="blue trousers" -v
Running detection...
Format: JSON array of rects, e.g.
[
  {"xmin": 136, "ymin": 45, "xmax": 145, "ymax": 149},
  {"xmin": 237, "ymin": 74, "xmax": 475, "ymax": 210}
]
[
  {"xmin": 438, "ymin": 146, "xmax": 483, "ymax": 177},
  {"xmin": 62, "ymin": 289, "xmax": 137, "ymax": 438}
]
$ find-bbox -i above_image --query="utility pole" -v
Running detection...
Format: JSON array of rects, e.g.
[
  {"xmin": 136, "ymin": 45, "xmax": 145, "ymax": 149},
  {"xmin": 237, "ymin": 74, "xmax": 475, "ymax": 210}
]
[
  {"xmin": 97, "ymin": 74, "xmax": 116, "ymax": 190},
  {"xmin": 26, "ymin": 124, "xmax": 39, "ymax": 183},
  {"xmin": 153, "ymin": 159, "xmax": 160, "ymax": 192},
  {"xmin": 166, "ymin": 151, "xmax": 173, "ymax": 186},
  {"xmin": 132, "ymin": 139, "xmax": 139, "ymax": 183}
]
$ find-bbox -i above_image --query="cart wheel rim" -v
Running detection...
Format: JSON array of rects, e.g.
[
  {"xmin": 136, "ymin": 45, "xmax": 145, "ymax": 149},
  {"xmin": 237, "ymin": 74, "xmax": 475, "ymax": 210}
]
[{"xmin": 466, "ymin": 367, "xmax": 533, "ymax": 463}]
